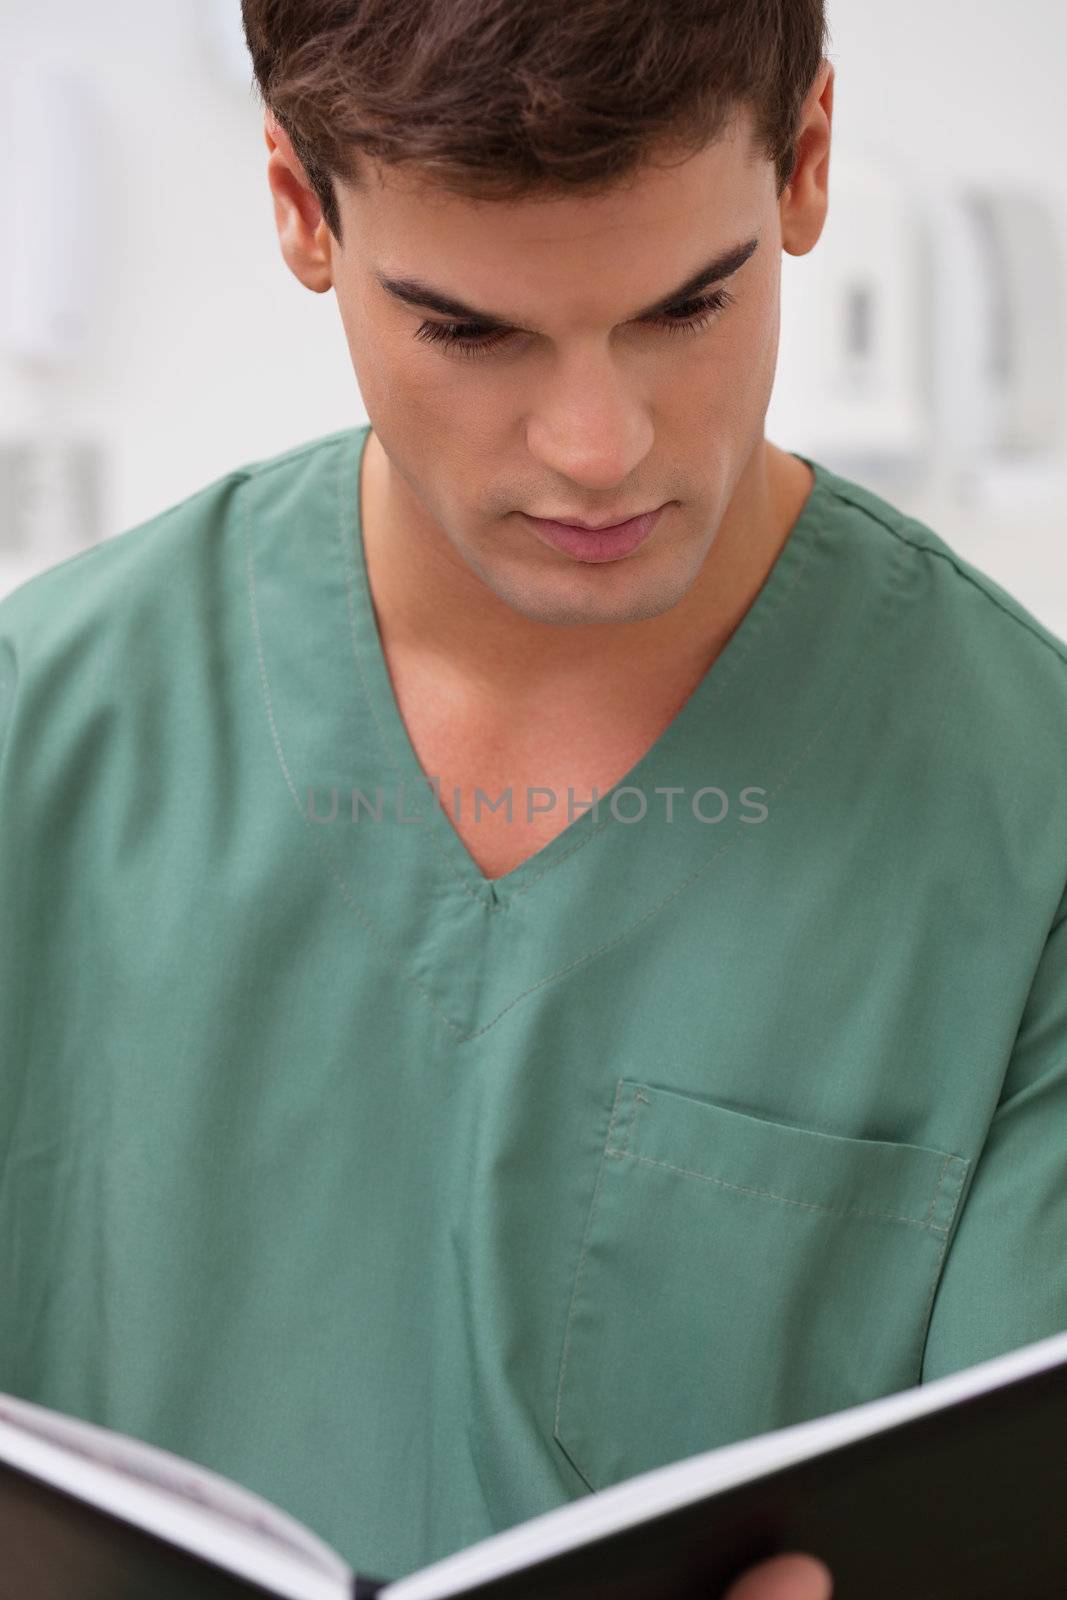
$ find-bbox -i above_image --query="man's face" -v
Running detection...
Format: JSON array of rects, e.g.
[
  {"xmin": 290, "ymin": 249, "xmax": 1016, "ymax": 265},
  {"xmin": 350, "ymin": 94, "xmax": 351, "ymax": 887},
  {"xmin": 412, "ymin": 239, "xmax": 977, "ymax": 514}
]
[{"xmin": 274, "ymin": 100, "xmax": 821, "ymax": 629}]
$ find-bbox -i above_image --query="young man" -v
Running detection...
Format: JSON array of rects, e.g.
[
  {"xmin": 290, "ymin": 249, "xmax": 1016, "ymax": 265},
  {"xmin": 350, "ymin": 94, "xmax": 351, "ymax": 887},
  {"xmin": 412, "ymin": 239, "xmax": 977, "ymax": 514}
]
[{"xmin": 1, "ymin": 3, "xmax": 1064, "ymax": 1596}]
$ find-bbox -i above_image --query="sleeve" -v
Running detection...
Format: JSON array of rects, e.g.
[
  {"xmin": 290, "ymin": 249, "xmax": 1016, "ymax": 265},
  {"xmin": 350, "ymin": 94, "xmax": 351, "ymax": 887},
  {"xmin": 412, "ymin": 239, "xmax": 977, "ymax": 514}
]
[{"xmin": 920, "ymin": 879, "xmax": 1067, "ymax": 1383}]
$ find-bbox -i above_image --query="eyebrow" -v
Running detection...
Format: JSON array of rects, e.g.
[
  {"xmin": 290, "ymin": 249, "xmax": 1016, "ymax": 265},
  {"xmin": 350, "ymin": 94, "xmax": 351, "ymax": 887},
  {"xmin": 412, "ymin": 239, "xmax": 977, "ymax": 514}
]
[{"xmin": 373, "ymin": 234, "xmax": 761, "ymax": 330}]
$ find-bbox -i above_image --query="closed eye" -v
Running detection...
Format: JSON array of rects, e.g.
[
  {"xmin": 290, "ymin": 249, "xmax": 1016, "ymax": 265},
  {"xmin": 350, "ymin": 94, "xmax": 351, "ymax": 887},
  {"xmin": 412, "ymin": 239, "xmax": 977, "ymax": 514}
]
[{"xmin": 412, "ymin": 287, "xmax": 736, "ymax": 359}]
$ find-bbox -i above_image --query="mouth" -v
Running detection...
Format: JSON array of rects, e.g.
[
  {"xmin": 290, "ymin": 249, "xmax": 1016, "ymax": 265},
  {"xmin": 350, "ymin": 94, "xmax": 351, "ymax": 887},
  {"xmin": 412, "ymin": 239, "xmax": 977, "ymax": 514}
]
[
  {"xmin": 536, "ymin": 509, "xmax": 659, "ymax": 531},
  {"xmin": 521, "ymin": 504, "xmax": 668, "ymax": 564}
]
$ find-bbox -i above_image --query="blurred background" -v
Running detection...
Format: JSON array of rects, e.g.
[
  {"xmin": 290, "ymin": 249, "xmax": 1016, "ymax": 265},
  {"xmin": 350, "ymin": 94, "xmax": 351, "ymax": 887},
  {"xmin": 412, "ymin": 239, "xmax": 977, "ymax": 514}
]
[{"xmin": 0, "ymin": 0, "xmax": 1064, "ymax": 635}]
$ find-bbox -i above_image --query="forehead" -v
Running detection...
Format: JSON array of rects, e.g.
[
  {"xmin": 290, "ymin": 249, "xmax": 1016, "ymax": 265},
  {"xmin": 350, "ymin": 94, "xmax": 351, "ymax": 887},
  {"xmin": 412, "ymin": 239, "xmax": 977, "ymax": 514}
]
[{"xmin": 343, "ymin": 107, "xmax": 766, "ymax": 244}]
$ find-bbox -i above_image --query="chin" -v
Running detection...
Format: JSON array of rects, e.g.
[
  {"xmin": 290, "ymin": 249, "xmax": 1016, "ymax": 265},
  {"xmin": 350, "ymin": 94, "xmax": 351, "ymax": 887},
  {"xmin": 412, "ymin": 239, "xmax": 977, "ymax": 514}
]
[{"xmin": 486, "ymin": 553, "xmax": 697, "ymax": 629}]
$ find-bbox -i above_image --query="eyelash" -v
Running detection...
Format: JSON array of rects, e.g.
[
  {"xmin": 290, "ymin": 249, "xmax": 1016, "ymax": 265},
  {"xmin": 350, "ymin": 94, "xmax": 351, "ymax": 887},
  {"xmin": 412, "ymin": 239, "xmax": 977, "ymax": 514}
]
[{"xmin": 413, "ymin": 287, "xmax": 736, "ymax": 359}]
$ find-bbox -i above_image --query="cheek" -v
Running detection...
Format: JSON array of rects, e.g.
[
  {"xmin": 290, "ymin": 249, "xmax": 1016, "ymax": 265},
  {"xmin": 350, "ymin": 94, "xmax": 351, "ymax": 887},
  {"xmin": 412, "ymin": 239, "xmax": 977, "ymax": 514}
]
[
  {"xmin": 338, "ymin": 290, "xmax": 440, "ymax": 410},
  {"xmin": 699, "ymin": 292, "xmax": 780, "ymax": 425},
  {"xmin": 345, "ymin": 325, "xmax": 437, "ymax": 435},
  {"xmin": 742, "ymin": 272, "xmax": 782, "ymax": 379}
]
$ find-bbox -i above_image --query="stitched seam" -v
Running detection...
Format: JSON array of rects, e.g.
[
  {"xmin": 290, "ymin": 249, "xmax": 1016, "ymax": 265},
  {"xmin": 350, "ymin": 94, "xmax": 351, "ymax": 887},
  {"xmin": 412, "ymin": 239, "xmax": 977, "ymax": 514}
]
[
  {"xmin": 243, "ymin": 471, "xmax": 468, "ymax": 1041},
  {"xmin": 823, "ymin": 479, "xmax": 1067, "ymax": 672},
  {"xmin": 335, "ymin": 440, "xmax": 500, "ymax": 914},
  {"xmin": 602, "ymin": 1148, "xmax": 955, "ymax": 1233},
  {"xmin": 555, "ymin": 1081, "xmax": 628, "ymax": 1442},
  {"xmin": 617, "ymin": 1087, "xmax": 650, "ymax": 1155},
  {"xmin": 914, "ymin": 1155, "xmax": 971, "ymax": 1383},
  {"xmin": 244, "ymin": 430, "xmax": 356, "ymax": 483},
  {"xmin": 920, "ymin": 1152, "xmax": 954, "ymax": 1229},
  {"xmin": 627, "ymin": 1088, "xmax": 652, "ymax": 1152}
]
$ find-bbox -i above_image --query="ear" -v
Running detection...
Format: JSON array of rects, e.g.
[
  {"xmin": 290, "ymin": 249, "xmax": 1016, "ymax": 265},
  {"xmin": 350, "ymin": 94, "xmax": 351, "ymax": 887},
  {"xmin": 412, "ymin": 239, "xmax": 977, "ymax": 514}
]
[
  {"xmin": 262, "ymin": 109, "xmax": 334, "ymax": 293},
  {"xmin": 780, "ymin": 60, "xmax": 834, "ymax": 259}
]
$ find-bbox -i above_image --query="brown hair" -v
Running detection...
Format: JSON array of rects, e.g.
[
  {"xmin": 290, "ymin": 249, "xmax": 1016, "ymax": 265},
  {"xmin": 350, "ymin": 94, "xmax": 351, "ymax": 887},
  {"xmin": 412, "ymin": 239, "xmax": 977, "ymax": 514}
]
[{"xmin": 241, "ymin": 0, "xmax": 830, "ymax": 246}]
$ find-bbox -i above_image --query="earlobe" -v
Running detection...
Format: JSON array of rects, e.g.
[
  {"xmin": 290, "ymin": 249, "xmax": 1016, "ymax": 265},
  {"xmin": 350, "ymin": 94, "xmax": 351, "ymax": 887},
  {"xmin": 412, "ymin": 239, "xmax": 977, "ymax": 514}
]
[{"xmin": 273, "ymin": 212, "xmax": 335, "ymax": 295}]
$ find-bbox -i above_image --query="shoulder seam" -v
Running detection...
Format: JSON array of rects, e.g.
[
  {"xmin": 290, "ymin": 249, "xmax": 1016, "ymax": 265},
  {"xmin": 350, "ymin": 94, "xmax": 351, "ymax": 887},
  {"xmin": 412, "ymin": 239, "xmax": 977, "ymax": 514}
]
[
  {"xmin": 0, "ymin": 432, "xmax": 357, "ymax": 613},
  {"xmin": 821, "ymin": 477, "xmax": 1067, "ymax": 672},
  {"xmin": 240, "ymin": 428, "xmax": 355, "ymax": 483},
  {"xmin": 82, "ymin": 430, "xmax": 352, "ymax": 539}
]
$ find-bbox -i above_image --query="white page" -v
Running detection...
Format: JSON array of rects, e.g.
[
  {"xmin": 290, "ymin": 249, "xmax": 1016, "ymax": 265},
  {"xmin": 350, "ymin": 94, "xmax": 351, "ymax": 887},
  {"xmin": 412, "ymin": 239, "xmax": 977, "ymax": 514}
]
[{"xmin": 0, "ymin": 1392, "xmax": 351, "ymax": 1600}]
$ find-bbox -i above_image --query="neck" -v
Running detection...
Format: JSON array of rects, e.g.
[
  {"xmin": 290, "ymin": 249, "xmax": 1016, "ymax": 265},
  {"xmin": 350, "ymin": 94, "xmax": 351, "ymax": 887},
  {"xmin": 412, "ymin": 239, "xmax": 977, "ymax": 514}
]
[{"xmin": 358, "ymin": 428, "xmax": 814, "ymax": 701}]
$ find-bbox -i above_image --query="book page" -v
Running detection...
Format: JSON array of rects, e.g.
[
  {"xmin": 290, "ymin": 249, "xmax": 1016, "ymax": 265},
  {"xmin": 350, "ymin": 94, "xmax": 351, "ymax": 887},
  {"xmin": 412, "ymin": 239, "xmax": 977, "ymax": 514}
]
[
  {"xmin": 0, "ymin": 1392, "xmax": 351, "ymax": 1600},
  {"xmin": 383, "ymin": 1323, "xmax": 1067, "ymax": 1600}
]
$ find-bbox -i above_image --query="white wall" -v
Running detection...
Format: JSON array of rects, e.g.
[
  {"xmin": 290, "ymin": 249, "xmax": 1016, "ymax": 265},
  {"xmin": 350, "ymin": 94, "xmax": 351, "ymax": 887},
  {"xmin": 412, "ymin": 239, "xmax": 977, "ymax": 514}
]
[
  {"xmin": 1, "ymin": 0, "xmax": 1065, "ymax": 636},
  {"xmin": 817, "ymin": 0, "xmax": 1067, "ymax": 638}
]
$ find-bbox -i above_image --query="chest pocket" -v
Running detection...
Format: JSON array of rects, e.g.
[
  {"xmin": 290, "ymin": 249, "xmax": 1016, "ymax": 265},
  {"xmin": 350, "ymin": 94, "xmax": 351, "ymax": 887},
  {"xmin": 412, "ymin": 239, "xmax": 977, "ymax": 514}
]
[{"xmin": 553, "ymin": 1078, "xmax": 970, "ymax": 1493}]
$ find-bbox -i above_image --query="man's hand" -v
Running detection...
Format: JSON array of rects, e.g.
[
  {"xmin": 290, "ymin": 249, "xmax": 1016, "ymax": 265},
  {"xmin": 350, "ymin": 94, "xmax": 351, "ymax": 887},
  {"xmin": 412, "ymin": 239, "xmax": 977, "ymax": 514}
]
[{"xmin": 721, "ymin": 1551, "xmax": 834, "ymax": 1600}]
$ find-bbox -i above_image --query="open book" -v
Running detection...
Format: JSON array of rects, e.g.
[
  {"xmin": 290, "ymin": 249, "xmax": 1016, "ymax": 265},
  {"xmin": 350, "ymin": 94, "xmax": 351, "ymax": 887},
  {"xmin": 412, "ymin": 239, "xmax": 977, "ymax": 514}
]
[{"xmin": 3, "ymin": 1326, "xmax": 1067, "ymax": 1600}]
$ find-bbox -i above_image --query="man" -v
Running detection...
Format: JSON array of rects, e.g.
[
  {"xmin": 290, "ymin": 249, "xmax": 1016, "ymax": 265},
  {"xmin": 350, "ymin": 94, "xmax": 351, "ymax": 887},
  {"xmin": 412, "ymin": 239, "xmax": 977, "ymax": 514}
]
[{"xmin": 1, "ymin": 2, "xmax": 1064, "ymax": 1596}]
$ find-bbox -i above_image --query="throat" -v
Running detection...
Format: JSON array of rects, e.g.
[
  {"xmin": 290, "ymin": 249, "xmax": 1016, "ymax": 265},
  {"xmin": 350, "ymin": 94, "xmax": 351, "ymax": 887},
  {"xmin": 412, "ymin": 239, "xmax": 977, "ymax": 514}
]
[{"xmin": 383, "ymin": 654, "xmax": 712, "ymax": 881}]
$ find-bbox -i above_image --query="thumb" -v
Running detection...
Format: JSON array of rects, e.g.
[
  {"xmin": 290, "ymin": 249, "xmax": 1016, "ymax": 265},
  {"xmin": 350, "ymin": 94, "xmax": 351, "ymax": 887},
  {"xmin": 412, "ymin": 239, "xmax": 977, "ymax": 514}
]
[{"xmin": 721, "ymin": 1551, "xmax": 834, "ymax": 1600}]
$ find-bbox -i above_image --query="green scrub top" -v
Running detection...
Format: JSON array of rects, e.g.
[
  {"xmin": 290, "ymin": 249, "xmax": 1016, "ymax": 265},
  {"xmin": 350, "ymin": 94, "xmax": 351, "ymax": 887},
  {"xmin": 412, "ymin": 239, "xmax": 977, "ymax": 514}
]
[{"xmin": 1, "ymin": 423, "xmax": 1066, "ymax": 1584}]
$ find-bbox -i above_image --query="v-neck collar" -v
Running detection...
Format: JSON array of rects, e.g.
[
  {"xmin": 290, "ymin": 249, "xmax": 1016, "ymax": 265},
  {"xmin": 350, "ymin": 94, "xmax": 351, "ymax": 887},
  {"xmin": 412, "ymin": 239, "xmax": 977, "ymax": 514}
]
[
  {"xmin": 339, "ymin": 423, "xmax": 831, "ymax": 908},
  {"xmin": 245, "ymin": 424, "xmax": 900, "ymax": 1038}
]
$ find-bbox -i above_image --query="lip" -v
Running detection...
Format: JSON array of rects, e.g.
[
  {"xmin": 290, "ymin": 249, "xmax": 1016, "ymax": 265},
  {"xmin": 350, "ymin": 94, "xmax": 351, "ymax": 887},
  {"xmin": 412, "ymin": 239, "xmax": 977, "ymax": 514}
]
[
  {"xmin": 544, "ymin": 510, "xmax": 655, "ymax": 530},
  {"xmin": 522, "ymin": 504, "xmax": 667, "ymax": 564}
]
